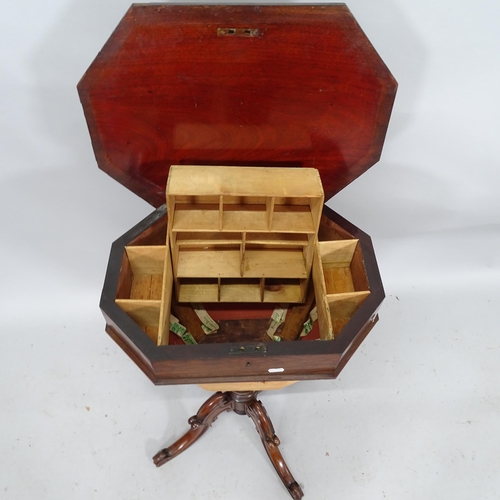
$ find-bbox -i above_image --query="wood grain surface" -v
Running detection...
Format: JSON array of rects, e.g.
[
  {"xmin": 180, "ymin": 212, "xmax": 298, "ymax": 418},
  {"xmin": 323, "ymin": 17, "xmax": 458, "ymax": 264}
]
[{"xmin": 78, "ymin": 4, "xmax": 397, "ymax": 206}]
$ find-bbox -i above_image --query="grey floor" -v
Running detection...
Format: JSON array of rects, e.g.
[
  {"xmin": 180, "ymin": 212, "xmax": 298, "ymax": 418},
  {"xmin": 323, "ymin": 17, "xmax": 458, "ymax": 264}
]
[{"xmin": 2, "ymin": 1, "xmax": 499, "ymax": 499}]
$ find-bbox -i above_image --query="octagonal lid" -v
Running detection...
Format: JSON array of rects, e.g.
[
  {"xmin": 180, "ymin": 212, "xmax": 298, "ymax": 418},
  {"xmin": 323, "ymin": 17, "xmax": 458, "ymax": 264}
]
[{"xmin": 78, "ymin": 4, "xmax": 397, "ymax": 207}]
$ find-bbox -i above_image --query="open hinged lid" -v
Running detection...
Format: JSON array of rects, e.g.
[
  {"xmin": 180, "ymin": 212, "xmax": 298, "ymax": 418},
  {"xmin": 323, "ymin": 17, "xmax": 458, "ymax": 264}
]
[{"xmin": 78, "ymin": 4, "xmax": 397, "ymax": 207}]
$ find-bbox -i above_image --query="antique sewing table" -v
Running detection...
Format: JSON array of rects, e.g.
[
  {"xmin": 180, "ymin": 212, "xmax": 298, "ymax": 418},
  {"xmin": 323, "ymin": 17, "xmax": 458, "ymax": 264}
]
[{"xmin": 78, "ymin": 4, "xmax": 397, "ymax": 499}]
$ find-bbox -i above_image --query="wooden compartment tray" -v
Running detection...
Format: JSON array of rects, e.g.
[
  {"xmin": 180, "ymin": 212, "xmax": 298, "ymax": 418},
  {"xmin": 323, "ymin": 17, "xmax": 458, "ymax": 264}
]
[
  {"xmin": 79, "ymin": 3, "xmax": 396, "ymax": 384},
  {"xmin": 115, "ymin": 245, "xmax": 165, "ymax": 343},
  {"xmin": 111, "ymin": 165, "xmax": 377, "ymax": 352},
  {"xmin": 101, "ymin": 204, "xmax": 384, "ymax": 384},
  {"xmin": 167, "ymin": 166, "xmax": 322, "ymax": 304},
  {"xmin": 313, "ymin": 240, "xmax": 371, "ymax": 340}
]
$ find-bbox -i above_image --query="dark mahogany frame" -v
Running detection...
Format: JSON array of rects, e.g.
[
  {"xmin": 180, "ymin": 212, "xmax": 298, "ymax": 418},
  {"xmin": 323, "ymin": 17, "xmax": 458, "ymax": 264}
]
[{"xmin": 101, "ymin": 204, "xmax": 384, "ymax": 385}]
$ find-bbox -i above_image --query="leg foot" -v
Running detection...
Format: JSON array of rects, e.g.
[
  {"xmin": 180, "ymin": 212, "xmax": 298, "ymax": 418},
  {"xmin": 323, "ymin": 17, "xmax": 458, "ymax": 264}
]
[{"xmin": 153, "ymin": 391, "xmax": 232, "ymax": 467}]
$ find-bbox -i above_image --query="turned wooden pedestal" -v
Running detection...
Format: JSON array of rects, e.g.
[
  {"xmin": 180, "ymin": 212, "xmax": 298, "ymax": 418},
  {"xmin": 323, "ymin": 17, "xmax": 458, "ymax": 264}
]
[{"xmin": 153, "ymin": 391, "xmax": 303, "ymax": 500}]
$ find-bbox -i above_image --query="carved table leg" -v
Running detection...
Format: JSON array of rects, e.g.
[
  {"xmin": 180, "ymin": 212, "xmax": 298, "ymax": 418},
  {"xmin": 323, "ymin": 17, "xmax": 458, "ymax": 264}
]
[
  {"xmin": 153, "ymin": 391, "xmax": 233, "ymax": 467},
  {"xmin": 153, "ymin": 391, "xmax": 303, "ymax": 499},
  {"xmin": 246, "ymin": 397, "xmax": 304, "ymax": 500}
]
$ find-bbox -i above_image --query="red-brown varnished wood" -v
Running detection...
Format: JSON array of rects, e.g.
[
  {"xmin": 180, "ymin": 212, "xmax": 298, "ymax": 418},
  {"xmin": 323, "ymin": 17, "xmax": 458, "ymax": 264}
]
[
  {"xmin": 78, "ymin": 4, "xmax": 397, "ymax": 206},
  {"xmin": 246, "ymin": 397, "xmax": 303, "ymax": 499},
  {"xmin": 153, "ymin": 392, "xmax": 233, "ymax": 465},
  {"xmin": 127, "ymin": 214, "xmax": 166, "ymax": 246},
  {"xmin": 199, "ymin": 319, "xmax": 274, "ymax": 344},
  {"xmin": 280, "ymin": 279, "xmax": 316, "ymax": 341},
  {"xmin": 153, "ymin": 391, "xmax": 303, "ymax": 500},
  {"xmin": 170, "ymin": 298, "xmax": 207, "ymax": 344},
  {"xmin": 333, "ymin": 313, "xmax": 379, "ymax": 378},
  {"xmin": 149, "ymin": 348, "xmax": 343, "ymax": 385}
]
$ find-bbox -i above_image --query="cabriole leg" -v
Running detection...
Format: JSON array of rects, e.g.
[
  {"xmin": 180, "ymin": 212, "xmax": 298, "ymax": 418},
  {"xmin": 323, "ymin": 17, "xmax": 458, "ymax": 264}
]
[
  {"xmin": 246, "ymin": 398, "xmax": 304, "ymax": 500},
  {"xmin": 153, "ymin": 391, "xmax": 232, "ymax": 466}
]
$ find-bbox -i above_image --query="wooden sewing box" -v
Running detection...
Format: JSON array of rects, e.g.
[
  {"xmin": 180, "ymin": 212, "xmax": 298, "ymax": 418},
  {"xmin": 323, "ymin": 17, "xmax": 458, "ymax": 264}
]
[{"xmin": 78, "ymin": 4, "xmax": 396, "ymax": 499}]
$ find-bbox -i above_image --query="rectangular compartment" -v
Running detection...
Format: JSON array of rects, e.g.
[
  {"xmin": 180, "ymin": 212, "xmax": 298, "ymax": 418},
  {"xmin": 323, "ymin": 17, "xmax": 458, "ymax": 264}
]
[
  {"xmin": 123, "ymin": 245, "xmax": 165, "ymax": 298},
  {"xmin": 243, "ymin": 245, "xmax": 307, "ymax": 278},
  {"xmin": 114, "ymin": 299, "xmax": 161, "ymax": 343},
  {"xmin": 178, "ymin": 278, "xmax": 219, "ymax": 302},
  {"xmin": 271, "ymin": 204, "xmax": 315, "ymax": 233},
  {"xmin": 220, "ymin": 278, "xmax": 261, "ymax": 302},
  {"xmin": 221, "ymin": 195, "xmax": 268, "ymax": 231},
  {"xmin": 176, "ymin": 245, "xmax": 242, "ymax": 277},
  {"xmin": 171, "ymin": 203, "xmax": 220, "ymax": 232},
  {"xmin": 115, "ymin": 245, "xmax": 166, "ymax": 343},
  {"xmin": 263, "ymin": 278, "xmax": 307, "ymax": 303},
  {"xmin": 313, "ymin": 239, "xmax": 370, "ymax": 340},
  {"xmin": 222, "ymin": 204, "xmax": 268, "ymax": 232}
]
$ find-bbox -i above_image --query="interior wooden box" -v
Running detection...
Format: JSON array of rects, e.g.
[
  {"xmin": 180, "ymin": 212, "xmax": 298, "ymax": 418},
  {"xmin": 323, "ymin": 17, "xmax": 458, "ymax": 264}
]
[
  {"xmin": 313, "ymin": 240, "xmax": 370, "ymax": 341},
  {"xmin": 176, "ymin": 276, "xmax": 308, "ymax": 304},
  {"xmin": 115, "ymin": 245, "xmax": 166, "ymax": 343},
  {"xmin": 173, "ymin": 231, "xmax": 310, "ymax": 304},
  {"xmin": 113, "ymin": 220, "xmax": 372, "ymax": 347},
  {"xmin": 101, "ymin": 204, "xmax": 383, "ymax": 384},
  {"xmin": 167, "ymin": 166, "xmax": 322, "ymax": 306}
]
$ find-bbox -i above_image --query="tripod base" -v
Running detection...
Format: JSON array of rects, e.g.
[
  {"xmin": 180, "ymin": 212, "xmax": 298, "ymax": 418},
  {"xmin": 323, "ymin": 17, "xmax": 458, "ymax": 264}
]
[{"xmin": 153, "ymin": 391, "xmax": 303, "ymax": 500}]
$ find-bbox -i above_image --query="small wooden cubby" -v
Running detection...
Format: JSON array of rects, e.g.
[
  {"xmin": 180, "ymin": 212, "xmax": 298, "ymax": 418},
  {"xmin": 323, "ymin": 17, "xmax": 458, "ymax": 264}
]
[
  {"xmin": 167, "ymin": 166, "xmax": 324, "ymax": 305},
  {"xmin": 115, "ymin": 245, "xmax": 166, "ymax": 343},
  {"xmin": 115, "ymin": 242, "xmax": 173, "ymax": 347},
  {"xmin": 313, "ymin": 239, "xmax": 370, "ymax": 340}
]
